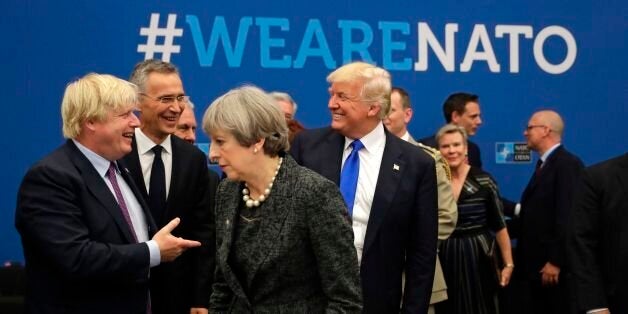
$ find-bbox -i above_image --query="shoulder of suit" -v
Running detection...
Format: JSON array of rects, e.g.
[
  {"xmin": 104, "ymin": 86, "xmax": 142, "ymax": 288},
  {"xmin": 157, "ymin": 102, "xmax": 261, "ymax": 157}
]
[{"xmin": 415, "ymin": 142, "xmax": 443, "ymax": 160}]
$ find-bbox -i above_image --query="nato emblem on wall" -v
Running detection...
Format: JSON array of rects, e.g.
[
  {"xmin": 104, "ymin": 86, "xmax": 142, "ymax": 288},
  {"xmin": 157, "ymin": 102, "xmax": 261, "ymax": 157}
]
[{"xmin": 495, "ymin": 142, "xmax": 532, "ymax": 164}]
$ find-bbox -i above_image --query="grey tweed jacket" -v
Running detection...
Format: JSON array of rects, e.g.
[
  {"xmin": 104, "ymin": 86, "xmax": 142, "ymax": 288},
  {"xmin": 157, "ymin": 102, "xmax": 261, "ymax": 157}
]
[{"xmin": 209, "ymin": 155, "xmax": 362, "ymax": 313}]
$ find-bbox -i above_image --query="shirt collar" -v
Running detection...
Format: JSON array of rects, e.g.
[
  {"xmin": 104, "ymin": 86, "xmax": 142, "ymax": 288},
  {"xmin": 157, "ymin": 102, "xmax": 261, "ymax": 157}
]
[
  {"xmin": 135, "ymin": 128, "xmax": 172, "ymax": 156},
  {"xmin": 72, "ymin": 139, "xmax": 113, "ymax": 178},
  {"xmin": 400, "ymin": 130, "xmax": 410, "ymax": 142},
  {"xmin": 540, "ymin": 142, "xmax": 561, "ymax": 162},
  {"xmin": 344, "ymin": 122, "xmax": 386, "ymax": 153}
]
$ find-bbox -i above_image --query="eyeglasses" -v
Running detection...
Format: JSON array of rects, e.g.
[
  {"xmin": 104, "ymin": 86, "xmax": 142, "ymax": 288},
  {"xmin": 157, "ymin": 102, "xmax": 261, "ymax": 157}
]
[
  {"xmin": 525, "ymin": 125, "xmax": 547, "ymax": 131},
  {"xmin": 140, "ymin": 93, "xmax": 189, "ymax": 105}
]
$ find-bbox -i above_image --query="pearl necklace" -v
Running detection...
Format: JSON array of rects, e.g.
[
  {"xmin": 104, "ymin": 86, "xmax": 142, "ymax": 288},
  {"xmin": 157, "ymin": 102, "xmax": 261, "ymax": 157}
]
[{"xmin": 242, "ymin": 157, "xmax": 283, "ymax": 208}]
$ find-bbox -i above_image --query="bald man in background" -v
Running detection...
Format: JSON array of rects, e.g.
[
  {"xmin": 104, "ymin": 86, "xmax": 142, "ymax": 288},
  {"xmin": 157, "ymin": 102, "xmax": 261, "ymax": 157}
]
[{"xmin": 514, "ymin": 110, "xmax": 584, "ymax": 314}]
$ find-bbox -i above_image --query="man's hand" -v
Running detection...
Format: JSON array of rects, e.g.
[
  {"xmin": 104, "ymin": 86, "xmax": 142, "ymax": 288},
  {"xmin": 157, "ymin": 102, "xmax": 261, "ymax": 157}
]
[
  {"xmin": 190, "ymin": 307, "xmax": 209, "ymax": 314},
  {"xmin": 152, "ymin": 217, "xmax": 201, "ymax": 262},
  {"xmin": 540, "ymin": 261, "xmax": 560, "ymax": 286}
]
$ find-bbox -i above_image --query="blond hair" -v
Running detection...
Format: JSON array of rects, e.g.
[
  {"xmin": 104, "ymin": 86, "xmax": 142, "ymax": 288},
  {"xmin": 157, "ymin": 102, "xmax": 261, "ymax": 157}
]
[
  {"xmin": 327, "ymin": 62, "xmax": 392, "ymax": 118},
  {"xmin": 436, "ymin": 123, "xmax": 468, "ymax": 147},
  {"xmin": 61, "ymin": 73, "xmax": 138, "ymax": 139}
]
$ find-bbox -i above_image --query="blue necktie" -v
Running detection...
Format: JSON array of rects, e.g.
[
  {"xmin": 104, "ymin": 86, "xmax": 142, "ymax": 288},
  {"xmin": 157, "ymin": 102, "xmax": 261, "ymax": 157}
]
[{"xmin": 340, "ymin": 140, "xmax": 364, "ymax": 217}]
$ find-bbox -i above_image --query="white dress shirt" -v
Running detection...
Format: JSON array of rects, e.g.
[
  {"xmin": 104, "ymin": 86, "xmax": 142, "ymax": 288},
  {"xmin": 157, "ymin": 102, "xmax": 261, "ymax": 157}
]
[
  {"xmin": 342, "ymin": 122, "xmax": 386, "ymax": 264},
  {"xmin": 73, "ymin": 140, "xmax": 160, "ymax": 267},
  {"xmin": 134, "ymin": 128, "xmax": 173, "ymax": 198}
]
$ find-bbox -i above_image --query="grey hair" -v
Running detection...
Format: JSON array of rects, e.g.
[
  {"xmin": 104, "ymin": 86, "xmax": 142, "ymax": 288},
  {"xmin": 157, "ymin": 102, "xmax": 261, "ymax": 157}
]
[
  {"xmin": 129, "ymin": 59, "xmax": 179, "ymax": 92},
  {"xmin": 202, "ymin": 85, "xmax": 290, "ymax": 156},
  {"xmin": 269, "ymin": 91, "xmax": 298, "ymax": 114}
]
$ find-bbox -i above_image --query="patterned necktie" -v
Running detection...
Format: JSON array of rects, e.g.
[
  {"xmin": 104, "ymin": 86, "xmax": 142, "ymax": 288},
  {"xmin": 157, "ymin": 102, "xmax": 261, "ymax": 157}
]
[
  {"xmin": 149, "ymin": 145, "xmax": 166, "ymax": 224},
  {"xmin": 340, "ymin": 140, "xmax": 364, "ymax": 217},
  {"xmin": 106, "ymin": 162, "xmax": 138, "ymax": 242}
]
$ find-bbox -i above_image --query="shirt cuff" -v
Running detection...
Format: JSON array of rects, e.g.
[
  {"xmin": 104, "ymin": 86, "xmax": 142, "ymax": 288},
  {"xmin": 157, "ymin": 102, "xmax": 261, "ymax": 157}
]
[
  {"xmin": 587, "ymin": 308, "xmax": 609, "ymax": 313},
  {"xmin": 146, "ymin": 240, "xmax": 161, "ymax": 267},
  {"xmin": 514, "ymin": 203, "xmax": 521, "ymax": 217}
]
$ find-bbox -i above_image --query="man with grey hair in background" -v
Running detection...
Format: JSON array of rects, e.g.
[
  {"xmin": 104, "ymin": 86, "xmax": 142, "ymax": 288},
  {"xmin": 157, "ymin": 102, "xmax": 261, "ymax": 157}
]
[
  {"xmin": 269, "ymin": 91, "xmax": 305, "ymax": 143},
  {"xmin": 291, "ymin": 61, "xmax": 438, "ymax": 314},
  {"xmin": 123, "ymin": 59, "xmax": 215, "ymax": 314}
]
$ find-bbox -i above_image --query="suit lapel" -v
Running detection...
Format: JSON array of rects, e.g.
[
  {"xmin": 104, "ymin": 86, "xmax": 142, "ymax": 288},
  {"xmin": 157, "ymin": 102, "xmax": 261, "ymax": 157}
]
[
  {"xmin": 117, "ymin": 159, "xmax": 157, "ymax": 236},
  {"xmin": 66, "ymin": 141, "xmax": 138, "ymax": 243},
  {"xmin": 216, "ymin": 182, "xmax": 249, "ymax": 303},
  {"xmin": 321, "ymin": 131, "xmax": 344, "ymax": 184},
  {"xmin": 166, "ymin": 137, "xmax": 182, "ymax": 219},
  {"xmin": 363, "ymin": 132, "xmax": 404, "ymax": 256},
  {"xmin": 522, "ymin": 146, "xmax": 563, "ymax": 200},
  {"xmin": 125, "ymin": 138, "xmax": 149, "ymax": 201},
  {"xmin": 247, "ymin": 172, "xmax": 291, "ymax": 286}
]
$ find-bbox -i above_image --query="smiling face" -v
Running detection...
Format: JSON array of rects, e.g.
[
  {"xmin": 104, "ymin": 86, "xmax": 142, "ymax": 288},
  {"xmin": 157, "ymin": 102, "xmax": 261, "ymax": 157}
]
[
  {"xmin": 87, "ymin": 105, "xmax": 140, "ymax": 161},
  {"xmin": 438, "ymin": 131, "xmax": 468, "ymax": 169},
  {"xmin": 208, "ymin": 128, "xmax": 258, "ymax": 181},
  {"xmin": 328, "ymin": 81, "xmax": 380, "ymax": 139},
  {"xmin": 138, "ymin": 72, "xmax": 186, "ymax": 143}
]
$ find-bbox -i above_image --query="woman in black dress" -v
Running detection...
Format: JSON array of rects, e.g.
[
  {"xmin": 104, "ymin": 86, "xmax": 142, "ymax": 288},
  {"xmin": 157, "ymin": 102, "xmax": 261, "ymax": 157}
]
[{"xmin": 435, "ymin": 124, "xmax": 514, "ymax": 314}]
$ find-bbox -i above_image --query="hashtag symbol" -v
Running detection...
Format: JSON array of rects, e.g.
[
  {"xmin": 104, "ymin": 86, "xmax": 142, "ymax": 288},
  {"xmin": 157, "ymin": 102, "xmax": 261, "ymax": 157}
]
[{"xmin": 137, "ymin": 13, "xmax": 183, "ymax": 62}]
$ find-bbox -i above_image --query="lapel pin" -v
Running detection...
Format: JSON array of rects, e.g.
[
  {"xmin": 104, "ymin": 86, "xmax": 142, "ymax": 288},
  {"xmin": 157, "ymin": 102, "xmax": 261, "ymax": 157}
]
[{"xmin": 393, "ymin": 164, "xmax": 400, "ymax": 171}]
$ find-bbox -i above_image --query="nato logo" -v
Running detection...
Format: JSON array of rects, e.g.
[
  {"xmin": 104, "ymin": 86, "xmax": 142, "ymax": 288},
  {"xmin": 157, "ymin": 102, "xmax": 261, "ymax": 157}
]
[{"xmin": 496, "ymin": 142, "xmax": 531, "ymax": 164}]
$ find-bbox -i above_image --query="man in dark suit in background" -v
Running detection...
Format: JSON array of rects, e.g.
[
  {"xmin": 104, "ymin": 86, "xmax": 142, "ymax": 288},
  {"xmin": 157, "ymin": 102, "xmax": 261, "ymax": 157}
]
[
  {"xmin": 419, "ymin": 92, "xmax": 483, "ymax": 168},
  {"xmin": 569, "ymin": 153, "xmax": 628, "ymax": 314},
  {"xmin": 124, "ymin": 60, "xmax": 215, "ymax": 314},
  {"xmin": 291, "ymin": 62, "xmax": 438, "ymax": 314},
  {"xmin": 514, "ymin": 110, "xmax": 584, "ymax": 313},
  {"xmin": 15, "ymin": 73, "xmax": 200, "ymax": 313}
]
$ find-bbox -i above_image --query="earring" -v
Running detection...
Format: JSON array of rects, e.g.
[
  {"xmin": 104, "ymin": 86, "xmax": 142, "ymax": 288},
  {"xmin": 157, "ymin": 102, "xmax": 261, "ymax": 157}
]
[{"xmin": 253, "ymin": 148, "xmax": 258, "ymax": 153}]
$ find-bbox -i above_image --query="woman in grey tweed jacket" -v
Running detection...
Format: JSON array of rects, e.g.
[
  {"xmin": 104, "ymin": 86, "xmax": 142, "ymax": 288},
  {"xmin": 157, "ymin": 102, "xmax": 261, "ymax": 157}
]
[{"xmin": 202, "ymin": 85, "xmax": 362, "ymax": 313}]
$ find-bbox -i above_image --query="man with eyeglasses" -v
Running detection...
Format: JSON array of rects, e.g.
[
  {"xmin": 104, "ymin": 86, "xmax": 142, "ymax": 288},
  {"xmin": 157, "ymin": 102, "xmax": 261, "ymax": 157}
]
[
  {"xmin": 513, "ymin": 110, "xmax": 584, "ymax": 314},
  {"xmin": 123, "ymin": 59, "xmax": 215, "ymax": 314}
]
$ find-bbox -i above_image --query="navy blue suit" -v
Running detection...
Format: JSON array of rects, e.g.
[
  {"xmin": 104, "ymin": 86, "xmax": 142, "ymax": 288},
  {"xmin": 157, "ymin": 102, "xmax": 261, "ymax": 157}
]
[
  {"xmin": 291, "ymin": 127, "xmax": 438, "ymax": 314},
  {"xmin": 515, "ymin": 145, "xmax": 584, "ymax": 313},
  {"xmin": 570, "ymin": 153, "xmax": 628, "ymax": 313},
  {"xmin": 16, "ymin": 140, "xmax": 157, "ymax": 313},
  {"xmin": 123, "ymin": 136, "xmax": 216, "ymax": 313}
]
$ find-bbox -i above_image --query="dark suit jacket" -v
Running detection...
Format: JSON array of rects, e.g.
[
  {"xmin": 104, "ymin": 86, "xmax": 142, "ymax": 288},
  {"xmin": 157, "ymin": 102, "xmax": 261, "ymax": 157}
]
[
  {"xmin": 123, "ymin": 136, "xmax": 216, "ymax": 313},
  {"xmin": 516, "ymin": 145, "xmax": 584, "ymax": 280},
  {"xmin": 570, "ymin": 153, "xmax": 628, "ymax": 313},
  {"xmin": 418, "ymin": 134, "xmax": 482, "ymax": 169},
  {"xmin": 15, "ymin": 140, "xmax": 157, "ymax": 314},
  {"xmin": 210, "ymin": 155, "xmax": 362, "ymax": 313},
  {"xmin": 291, "ymin": 127, "xmax": 438, "ymax": 314}
]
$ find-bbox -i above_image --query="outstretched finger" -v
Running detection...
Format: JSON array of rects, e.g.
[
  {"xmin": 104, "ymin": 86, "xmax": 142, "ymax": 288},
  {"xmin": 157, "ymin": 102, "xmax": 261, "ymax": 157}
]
[
  {"xmin": 160, "ymin": 217, "xmax": 181, "ymax": 234},
  {"xmin": 179, "ymin": 239, "xmax": 202, "ymax": 248}
]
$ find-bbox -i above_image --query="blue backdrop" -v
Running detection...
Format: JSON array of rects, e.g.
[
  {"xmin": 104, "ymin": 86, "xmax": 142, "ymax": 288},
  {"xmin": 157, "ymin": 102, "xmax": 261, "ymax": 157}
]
[{"xmin": 3, "ymin": 0, "xmax": 626, "ymax": 262}]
